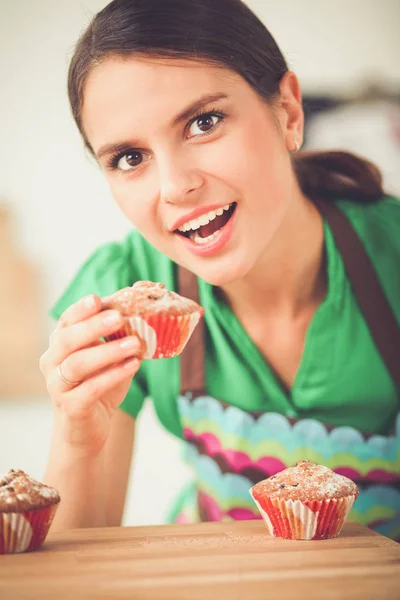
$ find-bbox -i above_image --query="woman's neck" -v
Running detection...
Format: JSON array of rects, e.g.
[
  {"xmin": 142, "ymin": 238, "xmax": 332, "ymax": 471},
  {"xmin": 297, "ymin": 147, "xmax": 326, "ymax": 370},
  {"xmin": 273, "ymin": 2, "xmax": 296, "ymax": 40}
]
[{"xmin": 220, "ymin": 193, "xmax": 327, "ymax": 319}]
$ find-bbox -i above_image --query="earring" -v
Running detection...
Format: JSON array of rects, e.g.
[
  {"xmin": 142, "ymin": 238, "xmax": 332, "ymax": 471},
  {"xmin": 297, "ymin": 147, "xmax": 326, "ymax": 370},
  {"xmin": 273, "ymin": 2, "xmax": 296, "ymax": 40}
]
[{"xmin": 293, "ymin": 139, "xmax": 301, "ymax": 153}]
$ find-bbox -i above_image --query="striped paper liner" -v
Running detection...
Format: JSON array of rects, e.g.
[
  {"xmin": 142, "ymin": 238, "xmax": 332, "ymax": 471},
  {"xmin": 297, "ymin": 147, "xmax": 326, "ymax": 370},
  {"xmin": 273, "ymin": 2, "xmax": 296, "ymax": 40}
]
[
  {"xmin": 0, "ymin": 503, "xmax": 59, "ymax": 554},
  {"xmin": 105, "ymin": 310, "xmax": 203, "ymax": 359},
  {"xmin": 250, "ymin": 491, "xmax": 356, "ymax": 540}
]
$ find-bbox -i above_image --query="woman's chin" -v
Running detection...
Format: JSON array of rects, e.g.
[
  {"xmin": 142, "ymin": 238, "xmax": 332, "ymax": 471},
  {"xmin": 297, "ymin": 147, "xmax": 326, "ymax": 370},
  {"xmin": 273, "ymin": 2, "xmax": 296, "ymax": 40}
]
[{"xmin": 191, "ymin": 259, "xmax": 254, "ymax": 287}]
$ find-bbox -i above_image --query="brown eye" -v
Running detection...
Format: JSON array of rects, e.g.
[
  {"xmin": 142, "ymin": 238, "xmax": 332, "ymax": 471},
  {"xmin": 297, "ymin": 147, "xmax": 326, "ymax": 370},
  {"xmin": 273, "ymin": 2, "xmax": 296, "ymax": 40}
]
[
  {"xmin": 188, "ymin": 113, "xmax": 221, "ymax": 137},
  {"xmin": 113, "ymin": 150, "xmax": 152, "ymax": 173},
  {"xmin": 118, "ymin": 151, "xmax": 143, "ymax": 171},
  {"xmin": 197, "ymin": 115, "xmax": 215, "ymax": 132}
]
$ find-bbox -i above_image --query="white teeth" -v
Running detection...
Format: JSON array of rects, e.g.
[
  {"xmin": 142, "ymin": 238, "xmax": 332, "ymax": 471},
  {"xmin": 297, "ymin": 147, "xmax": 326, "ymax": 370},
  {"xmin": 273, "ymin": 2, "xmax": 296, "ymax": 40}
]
[
  {"xmin": 178, "ymin": 203, "xmax": 232, "ymax": 233},
  {"xmin": 191, "ymin": 230, "xmax": 220, "ymax": 244},
  {"xmin": 198, "ymin": 214, "xmax": 211, "ymax": 226}
]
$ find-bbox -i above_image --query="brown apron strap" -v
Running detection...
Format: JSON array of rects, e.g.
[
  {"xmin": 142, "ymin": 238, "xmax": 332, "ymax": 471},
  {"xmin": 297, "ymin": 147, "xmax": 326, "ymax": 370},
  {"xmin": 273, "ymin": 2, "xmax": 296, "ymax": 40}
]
[
  {"xmin": 314, "ymin": 198, "xmax": 400, "ymax": 393},
  {"xmin": 178, "ymin": 266, "xmax": 206, "ymax": 394},
  {"xmin": 178, "ymin": 199, "xmax": 400, "ymax": 395}
]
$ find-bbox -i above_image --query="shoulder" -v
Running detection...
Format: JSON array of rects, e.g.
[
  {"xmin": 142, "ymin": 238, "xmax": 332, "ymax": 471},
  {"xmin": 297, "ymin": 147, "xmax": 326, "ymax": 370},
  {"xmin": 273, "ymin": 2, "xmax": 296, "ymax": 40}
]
[
  {"xmin": 336, "ymin": 195, "xmax": 400, "ymax": 253},
  {"xmin": 50, "ymin": 230, "xmax": 175, "ymax": 319},
  {"xmin": 335, "ymin": 195, "xmax": 400, "ymax": 318}
]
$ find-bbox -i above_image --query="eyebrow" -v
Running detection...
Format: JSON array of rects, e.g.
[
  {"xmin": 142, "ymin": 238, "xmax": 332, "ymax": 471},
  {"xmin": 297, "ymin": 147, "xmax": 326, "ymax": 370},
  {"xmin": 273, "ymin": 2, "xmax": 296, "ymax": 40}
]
[
  {"xmin": 95, "ymin": 92, "xmax": 229, "ymax": 160},
  {"xmin": 171, "ymin": 92, "xmax": 228, "ymax": 127}
]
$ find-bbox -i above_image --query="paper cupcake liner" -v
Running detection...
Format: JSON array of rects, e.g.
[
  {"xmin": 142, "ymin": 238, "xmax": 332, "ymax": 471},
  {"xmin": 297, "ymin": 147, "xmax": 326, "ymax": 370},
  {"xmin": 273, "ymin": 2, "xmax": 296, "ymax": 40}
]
[
  {"xmin": 250, "ymin": 492, "xmax": 356, "ymax": 540},
  {"xmin": 0, "ymin": 503, "xmax": 59, "ymax": 554},
  {"xmin": 105, "ymin": 310, "xmax": 203, "ymax": 359}
]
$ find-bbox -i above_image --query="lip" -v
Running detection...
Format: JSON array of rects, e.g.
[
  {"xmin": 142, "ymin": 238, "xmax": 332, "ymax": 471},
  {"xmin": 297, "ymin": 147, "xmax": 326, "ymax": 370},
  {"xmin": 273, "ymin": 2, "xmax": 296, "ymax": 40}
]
[
  {"xmin": 169, "ymin": 202, "xmax": 234, "ymax": 233},
  {"xmin": 175, "ymin": 204, "xmax": 237, "ymax": 257}
]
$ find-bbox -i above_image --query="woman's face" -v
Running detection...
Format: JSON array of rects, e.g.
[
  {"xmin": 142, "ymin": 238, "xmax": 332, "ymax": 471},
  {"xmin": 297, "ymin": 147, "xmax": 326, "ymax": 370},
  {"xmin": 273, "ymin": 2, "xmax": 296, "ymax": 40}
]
[{"xmin": 82, "ymin": 57, "xmax": 302, "ymax": 285}]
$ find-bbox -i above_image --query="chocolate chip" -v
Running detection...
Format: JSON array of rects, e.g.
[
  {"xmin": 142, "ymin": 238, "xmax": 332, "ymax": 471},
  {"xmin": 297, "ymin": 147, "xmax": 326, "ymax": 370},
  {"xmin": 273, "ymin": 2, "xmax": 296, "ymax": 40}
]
[
  {"xmin": 280, "ymin": 484, "xmax": 286, "ymax": 489},
  {"xmin": 270, "ymin": 476, "xmax": 275, "ymax": 480},
  {"xmin": 292, "ymin": 483, "xmax": 299, "ymax": 487},
  {"xmin": 147, "ymin": 295, "xmax": 158, "ymax": 300},
  {"xmin": 7, "ymin": 486, "xmax": 15, "ymax": 492}
]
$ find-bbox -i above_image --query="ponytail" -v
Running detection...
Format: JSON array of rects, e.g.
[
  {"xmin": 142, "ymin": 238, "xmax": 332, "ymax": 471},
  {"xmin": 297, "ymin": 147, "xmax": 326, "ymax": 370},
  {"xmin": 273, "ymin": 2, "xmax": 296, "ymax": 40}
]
[{"xmin": 293, "ymin": 150, "xmax": 384, "ymax": 204}]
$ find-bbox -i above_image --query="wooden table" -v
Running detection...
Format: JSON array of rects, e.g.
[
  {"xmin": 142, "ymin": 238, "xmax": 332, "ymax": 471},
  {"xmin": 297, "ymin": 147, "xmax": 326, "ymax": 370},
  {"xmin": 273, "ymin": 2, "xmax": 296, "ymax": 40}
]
[{"xmin": 0, "ymin": 521, "xmax": 399, "ymax": 599}]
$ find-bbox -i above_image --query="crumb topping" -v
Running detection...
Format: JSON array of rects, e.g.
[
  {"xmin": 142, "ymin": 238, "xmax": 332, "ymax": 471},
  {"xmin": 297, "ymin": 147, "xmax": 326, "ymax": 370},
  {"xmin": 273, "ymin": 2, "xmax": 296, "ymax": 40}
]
[
  {"xmin": 101, "ymin": 281, "xmax": 202, "ymax": 317},
  {"xmin": 0, "ymin": 469, "xmax": 60, "ymax": 513},
  {"xmin": 251, "ymin": 461, "xmax": 359, "ymax": 502}
]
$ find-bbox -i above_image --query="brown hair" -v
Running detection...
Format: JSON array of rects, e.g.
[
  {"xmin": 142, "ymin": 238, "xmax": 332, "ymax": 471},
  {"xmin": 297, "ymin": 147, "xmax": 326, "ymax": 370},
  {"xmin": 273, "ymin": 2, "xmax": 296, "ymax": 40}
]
[{"xmin": 68, "ymin": 0, "xmax": 384, "ymax": 204}]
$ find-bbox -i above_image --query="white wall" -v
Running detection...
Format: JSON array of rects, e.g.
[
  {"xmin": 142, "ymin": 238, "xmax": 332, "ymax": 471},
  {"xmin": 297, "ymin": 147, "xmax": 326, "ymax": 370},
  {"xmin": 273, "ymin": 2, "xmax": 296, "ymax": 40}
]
[
  {"xmin": 1, "ymin": 0, "xmax": 399, "ymax": 526},
  {"xmin": 251, "ymin": 0, "xmax": 400, "ymax": 93}
]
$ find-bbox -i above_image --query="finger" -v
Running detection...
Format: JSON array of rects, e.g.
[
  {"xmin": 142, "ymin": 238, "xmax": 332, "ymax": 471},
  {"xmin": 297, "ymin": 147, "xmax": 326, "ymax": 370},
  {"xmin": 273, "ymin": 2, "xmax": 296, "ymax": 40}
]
[
  {"xmin": 49, "ymin": 309, "xmax": 125, "ymax": 365},
  {"xmin": 57, "ymin": 294, "xmax": 102, "ymax": 329},
  {"xmin": 62, "ymin": 357, "xmax": 142, "ymax": 418},
  {"xmin": 57, "ymin": 363, "xmax": 81, "ymax": 390},
  {"xmin": 49, "ymin": 336, "xmax": 142, "ymax": 393},
  {"xmin": 41, "ymin": 339, "xmax": 103, "ymax": 378}
]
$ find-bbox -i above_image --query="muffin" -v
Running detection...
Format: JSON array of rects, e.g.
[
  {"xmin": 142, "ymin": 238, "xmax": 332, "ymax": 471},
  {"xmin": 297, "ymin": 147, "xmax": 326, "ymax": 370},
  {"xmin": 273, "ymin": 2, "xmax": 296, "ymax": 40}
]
[
  {"xmin": 250, "ymin": 460, "xmax": 358, "ymax": 540},
  {"xmin": 101, "ymin": 281, "xmax": 204, "ymax": 360},
  {"xmin": 0, "ymin": 469, "xmax": 60, "ymax": 554}
]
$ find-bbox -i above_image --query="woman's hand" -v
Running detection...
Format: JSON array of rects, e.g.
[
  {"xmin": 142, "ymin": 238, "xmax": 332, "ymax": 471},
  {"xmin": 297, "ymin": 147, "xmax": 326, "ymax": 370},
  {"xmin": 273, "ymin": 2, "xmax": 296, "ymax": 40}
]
[{"xmin": 40, "ymin": 294, "xmax": 142, "ymax": 456}]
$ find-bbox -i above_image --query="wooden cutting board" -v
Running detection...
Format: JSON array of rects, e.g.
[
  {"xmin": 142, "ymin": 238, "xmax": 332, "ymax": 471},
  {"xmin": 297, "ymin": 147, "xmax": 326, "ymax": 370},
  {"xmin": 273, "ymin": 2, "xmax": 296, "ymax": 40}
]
[{"xmin": 0, "ymin": 520, "xmax": 399, "ymax": 599}]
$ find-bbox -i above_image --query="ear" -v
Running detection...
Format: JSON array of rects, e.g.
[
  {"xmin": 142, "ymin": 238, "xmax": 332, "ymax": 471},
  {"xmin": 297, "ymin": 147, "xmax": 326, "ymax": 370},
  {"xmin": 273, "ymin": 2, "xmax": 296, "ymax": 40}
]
[{"xmin": 276, "ymin": 71, "xmax": 304, "ymax": 153}]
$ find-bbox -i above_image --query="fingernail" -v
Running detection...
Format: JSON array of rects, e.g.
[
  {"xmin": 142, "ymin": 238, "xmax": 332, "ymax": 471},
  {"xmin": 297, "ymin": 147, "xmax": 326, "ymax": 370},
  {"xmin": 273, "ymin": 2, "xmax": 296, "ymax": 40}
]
[
  {"xmin": 123, "ymin": 358, "xmax": 140, "ymax": 370},
  {"xmin": 103, "ymin": 311, "xmax": 121, "ymax": 326},
  {"xmin": 120, "ymin": 337, "xmax": 139, "ymax": 350},
  {"xmin": 84, "ymin": 295, "xmax": 96, "ymax": 310}
]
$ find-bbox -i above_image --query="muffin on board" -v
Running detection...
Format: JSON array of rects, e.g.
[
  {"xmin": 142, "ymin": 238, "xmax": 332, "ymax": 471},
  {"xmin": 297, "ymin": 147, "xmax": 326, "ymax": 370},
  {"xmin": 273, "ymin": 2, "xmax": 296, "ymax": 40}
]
[
  {"xmin": 250, "ymin": 460, "xmax": 358, "ymax": 540},
  {"xmin": 0, "ymin": 469, "xmax": 60, "ymax": 554},
  {"xmin": 101, "ymin": 280, "xmax": 204, "ymax": 359}
]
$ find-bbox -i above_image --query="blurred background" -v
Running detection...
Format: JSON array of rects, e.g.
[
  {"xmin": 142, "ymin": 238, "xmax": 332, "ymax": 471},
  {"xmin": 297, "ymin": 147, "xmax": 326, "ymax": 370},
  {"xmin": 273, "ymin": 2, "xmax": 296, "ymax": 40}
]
[{"xmin": 1, "ymin": 0, "xmax": 399, "ymax": 526}]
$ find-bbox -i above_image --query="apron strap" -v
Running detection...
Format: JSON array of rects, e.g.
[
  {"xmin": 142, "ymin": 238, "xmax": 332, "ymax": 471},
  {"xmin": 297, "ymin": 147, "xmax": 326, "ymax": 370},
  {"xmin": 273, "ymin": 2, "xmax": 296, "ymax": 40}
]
[
  {"xmin": 313, "ymin": 199, "xmax": 400, "ymax": 393},
  {"xmin": 178, "ymin": 199, "xmax": 400, "ymax": 394},
  {"xmin": 178, "ymin": 265, "xmax": 206, "ymax": 394}
]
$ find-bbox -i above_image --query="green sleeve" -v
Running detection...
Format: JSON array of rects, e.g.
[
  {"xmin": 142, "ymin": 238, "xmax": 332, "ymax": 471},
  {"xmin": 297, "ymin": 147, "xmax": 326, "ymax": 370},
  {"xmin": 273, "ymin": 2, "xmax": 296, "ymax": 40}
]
[{"xmin": 49, "ymin": 237, "xmax": 148, "ymax": 419}]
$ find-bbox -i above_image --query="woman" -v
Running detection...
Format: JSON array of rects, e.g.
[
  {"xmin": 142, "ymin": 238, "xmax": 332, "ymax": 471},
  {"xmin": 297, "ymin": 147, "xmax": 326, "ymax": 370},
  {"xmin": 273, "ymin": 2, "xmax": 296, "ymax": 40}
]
[{"xmin": 40, "ymin": 0, "xmax": 400, "ymax": 540}]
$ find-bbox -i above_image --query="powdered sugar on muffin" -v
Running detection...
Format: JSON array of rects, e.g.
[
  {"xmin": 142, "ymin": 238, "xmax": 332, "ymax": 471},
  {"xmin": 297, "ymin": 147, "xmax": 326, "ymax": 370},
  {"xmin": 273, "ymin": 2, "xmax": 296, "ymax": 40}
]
[
  {"xmin": 101, "ymin": 281, "xmax": 201, "ymax": 316},
  {"xmin": 0, "ymin": 469, "xmax": 60, "ymax": 513},
  {"xmin": 251, "ymin": 460, "xmax": 358, "ymax": 503}
]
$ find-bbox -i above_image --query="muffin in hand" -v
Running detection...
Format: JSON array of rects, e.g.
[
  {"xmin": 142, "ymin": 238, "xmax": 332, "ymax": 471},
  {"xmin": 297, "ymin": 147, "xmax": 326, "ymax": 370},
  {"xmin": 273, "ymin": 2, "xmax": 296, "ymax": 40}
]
[
  {"xmin": 101, "ymin": 281, "xmax": 204, "ymax": 359},
  {"xmin": 0, "ymin": 469, "xmax": 60, "ymax": 554},
  {"xmin": 250, "ymin": 460, "xmax": 358, "ymax": 540}
]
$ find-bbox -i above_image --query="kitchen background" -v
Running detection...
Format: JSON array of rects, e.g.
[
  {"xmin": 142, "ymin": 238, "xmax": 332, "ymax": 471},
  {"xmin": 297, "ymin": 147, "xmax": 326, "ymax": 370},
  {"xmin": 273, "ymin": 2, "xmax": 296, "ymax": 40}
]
[{"xmin": 1, "ymin": 0, "xmax": 399, "ymax": 525}]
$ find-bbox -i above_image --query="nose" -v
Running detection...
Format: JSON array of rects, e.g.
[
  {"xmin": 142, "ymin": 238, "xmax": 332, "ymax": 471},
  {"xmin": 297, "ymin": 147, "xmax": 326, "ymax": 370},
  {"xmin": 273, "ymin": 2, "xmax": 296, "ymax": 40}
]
[{"xmin": 158, "ymin": 151, "xmax": 205, "ymax": 205}]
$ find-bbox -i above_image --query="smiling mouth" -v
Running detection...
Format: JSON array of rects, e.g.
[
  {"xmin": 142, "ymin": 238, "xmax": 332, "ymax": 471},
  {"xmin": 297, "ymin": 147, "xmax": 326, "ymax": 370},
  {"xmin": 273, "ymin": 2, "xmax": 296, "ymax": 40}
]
[{"xmin": 174, "ymin": 202, "xmax": 237, "ymax": 244}]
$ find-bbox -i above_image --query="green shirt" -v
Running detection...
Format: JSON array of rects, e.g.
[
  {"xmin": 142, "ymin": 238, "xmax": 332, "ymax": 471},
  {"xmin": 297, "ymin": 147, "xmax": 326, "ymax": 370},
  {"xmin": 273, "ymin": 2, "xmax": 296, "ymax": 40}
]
[{"xmin": 51, "ymin": 197, "xmax": 400, "ymax": 437}]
